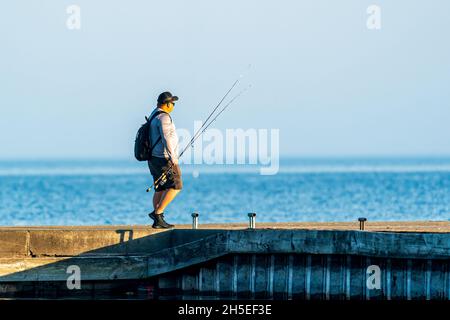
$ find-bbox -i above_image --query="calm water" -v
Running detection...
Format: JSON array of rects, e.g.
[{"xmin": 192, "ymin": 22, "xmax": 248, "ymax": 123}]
[{"xmin": 0, "ymin": 158, "xmax": 449, "ymax": 226}]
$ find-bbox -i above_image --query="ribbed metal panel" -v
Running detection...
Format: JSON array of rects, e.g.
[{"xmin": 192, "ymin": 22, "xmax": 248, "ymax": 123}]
[{"xmin": 157, "ymin": 253, "xmax": 450, "ymax": 300}]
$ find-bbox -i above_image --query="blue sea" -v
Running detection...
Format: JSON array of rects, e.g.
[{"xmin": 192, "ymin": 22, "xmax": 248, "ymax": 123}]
[{"xmin": 0, "ymin": 157, "xmax": 449, "ymax": 226}]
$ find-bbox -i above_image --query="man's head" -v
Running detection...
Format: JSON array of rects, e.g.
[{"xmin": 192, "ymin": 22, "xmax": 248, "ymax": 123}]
[{"xmin": 157, "ymin": 91, "xmax": 178, "ymax": 113}]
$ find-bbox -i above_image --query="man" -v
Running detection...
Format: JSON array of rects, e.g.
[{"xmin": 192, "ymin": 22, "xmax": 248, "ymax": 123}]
[{"xmin": 147, "ymin": 91, "xmax": 183, "ymax": 229}]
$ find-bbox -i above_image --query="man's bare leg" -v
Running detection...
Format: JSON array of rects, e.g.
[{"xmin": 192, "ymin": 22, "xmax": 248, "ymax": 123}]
[
  {"xmin": 153, "ymin": 191, "xmax": 164, "ymax": 211},
  {"xmin": 155, "ymin": 188, "xmax": 180, "ymax": 214}
]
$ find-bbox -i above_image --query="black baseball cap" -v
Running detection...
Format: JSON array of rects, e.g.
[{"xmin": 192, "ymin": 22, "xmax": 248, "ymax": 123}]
[{"xmin": 157, "ymin": 91, "xmax": 179, "ymax": 105}]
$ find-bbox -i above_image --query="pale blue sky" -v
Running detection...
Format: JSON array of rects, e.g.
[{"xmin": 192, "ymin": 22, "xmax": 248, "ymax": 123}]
[{"xmin": 1, "ymin": 0, "xmax": 449, "ymax": 159}]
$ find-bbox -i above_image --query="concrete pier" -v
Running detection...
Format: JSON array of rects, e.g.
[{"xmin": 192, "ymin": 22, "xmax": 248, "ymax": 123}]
[{"xmin": 0, "ymin": 222, "xmax": 449, "ymax": 300}]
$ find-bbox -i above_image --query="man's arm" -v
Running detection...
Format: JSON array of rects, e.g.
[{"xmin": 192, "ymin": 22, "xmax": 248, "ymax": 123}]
[{"xmin": 158, "ymin": 113, "xmax": 179, "ymax": 164}]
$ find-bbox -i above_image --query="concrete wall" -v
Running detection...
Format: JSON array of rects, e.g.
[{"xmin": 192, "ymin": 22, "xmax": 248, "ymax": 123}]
[
  {"xmin": 0, "ymin": 224, "xmax": 449, "ymax": 300},
  {"xmin": 157, "ymin": 253, "xmax": 450, "ymax": 300}
]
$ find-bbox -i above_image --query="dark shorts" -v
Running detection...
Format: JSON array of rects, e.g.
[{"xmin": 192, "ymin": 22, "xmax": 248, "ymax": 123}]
[{"xmin": 147, "ymin": 157, "xmax": 183, "ymax": 192}]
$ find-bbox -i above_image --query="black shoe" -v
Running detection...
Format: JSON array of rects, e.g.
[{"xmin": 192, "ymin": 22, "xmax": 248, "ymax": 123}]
[
  {"xmin": 160, "ymin": 213, "xmax": 174, "ymax": 228},
  {"xmin": 149, "ymin": 211, "xmax": 174, "ymax": 229},
  {"xmin": 149, "ymin": 211, "xmax": 174, "ymax": 227}
]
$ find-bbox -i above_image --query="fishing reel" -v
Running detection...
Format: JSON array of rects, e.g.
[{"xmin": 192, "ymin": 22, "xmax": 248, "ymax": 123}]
[
  {"xmin": 158, "ymin": 167, "xmax": 174, "ymax": 186},
  {"xmin": 159, "ymin": 174, "xmax": 168, "ymax": 186}
]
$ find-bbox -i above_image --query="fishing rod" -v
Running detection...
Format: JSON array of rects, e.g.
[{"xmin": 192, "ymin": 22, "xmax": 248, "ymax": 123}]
[
  {"xmin": 197, "ymin": 85, "xmax": 251, "ymax": 136},
  {"xmin": 146, "ymin": 84, "xmax": 251, "ymax": 192},
  {"xmin": 175, "ymin": 65, "xmax": 251, "ymax": 159},
  {"xmin": 182, "ymin": 84, "xmax": 251, "ymax": 157},
  {"xmin": 176, "ymin": 78, "xmax": 240, "ymax": 159}
]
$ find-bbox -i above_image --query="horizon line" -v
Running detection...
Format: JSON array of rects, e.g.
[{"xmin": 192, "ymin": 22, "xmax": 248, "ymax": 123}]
[{"xmin": 1, "ymin": 154, "xmax": 450, "ymax": 162}]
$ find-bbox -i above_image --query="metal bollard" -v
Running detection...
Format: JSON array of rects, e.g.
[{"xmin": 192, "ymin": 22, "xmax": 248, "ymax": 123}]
[
  {"xmin": 358, "ymin": 217, "xmax": 367, "ymax": 231},
  {"xmin": 192, "ymin": 212, "xmax": 199, "ymax": 229},
  {"xmin": 248, "ymin": 213, "xmax": 256, "ymax": 229}
]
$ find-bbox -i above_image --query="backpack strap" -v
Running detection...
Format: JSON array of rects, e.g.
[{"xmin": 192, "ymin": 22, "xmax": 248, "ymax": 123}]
[{"xmin": 148, "ymin": 110, "xmax": 168, "ymax": 155}]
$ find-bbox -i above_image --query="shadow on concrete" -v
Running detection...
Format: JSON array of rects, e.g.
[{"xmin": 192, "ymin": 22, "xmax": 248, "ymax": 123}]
[{"xmin": 0, "ymin": 228, "xmax": 224, "ymax": 299}]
